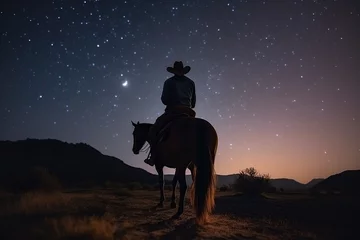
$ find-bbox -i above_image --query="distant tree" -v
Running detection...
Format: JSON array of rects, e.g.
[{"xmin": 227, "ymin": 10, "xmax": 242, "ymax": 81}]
[{"xmin": 233, "ymin": 167, "xmax": 271, "ymax": 196}]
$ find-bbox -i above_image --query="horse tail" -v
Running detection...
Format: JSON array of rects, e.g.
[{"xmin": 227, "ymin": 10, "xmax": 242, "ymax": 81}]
[{"xmin": 193, "ymin": 121, "xmax": 217, "ymax": 224}]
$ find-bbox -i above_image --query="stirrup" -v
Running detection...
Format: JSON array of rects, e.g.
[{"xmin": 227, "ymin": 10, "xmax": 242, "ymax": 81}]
[
  {"xmin": 144, "ymin": 157, "xmax": 155, "ymax": 166},
  {"xmin": 145, "ymin": 160, "xmax": 155, "ymax": 166}
]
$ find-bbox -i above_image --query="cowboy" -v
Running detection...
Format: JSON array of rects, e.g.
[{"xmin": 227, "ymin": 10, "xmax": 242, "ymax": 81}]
[{"xmin": 144, "ymin": 61, "xmax": 197, "ymax": 166}]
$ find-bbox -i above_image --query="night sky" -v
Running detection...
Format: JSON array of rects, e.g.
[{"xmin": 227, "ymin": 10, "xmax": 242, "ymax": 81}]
[{"xmin": 1, "ymin": 0, "xmax": 359, "ymax": 183}]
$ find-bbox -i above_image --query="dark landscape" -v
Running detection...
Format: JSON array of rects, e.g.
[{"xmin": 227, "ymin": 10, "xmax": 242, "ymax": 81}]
[
  {"xmin": 0, "ymin": 139, "xmax": 359, "ymax": 240},
  {"xmin": 1, "ymin": 0, "xmax": 359, "ymax": 239}
]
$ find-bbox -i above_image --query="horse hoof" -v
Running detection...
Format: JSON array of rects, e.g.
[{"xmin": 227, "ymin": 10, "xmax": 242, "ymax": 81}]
[{"xmin": 170, "ymin": 202, "xmax": 177, "ymax": 208}]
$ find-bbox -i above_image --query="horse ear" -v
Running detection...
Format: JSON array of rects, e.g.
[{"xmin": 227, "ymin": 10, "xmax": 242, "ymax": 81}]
[
  {"xmin": 131, "ymin": 121, "xmax": 136, "ymax": 127},
  {"xmin": 137, "ymin": 121, "xmax": 139, "ymax": 124}
]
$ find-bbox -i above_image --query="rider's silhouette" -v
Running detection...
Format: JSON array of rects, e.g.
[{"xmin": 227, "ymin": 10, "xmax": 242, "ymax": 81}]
[{"xmin": 144, "ymin": 61, "xmax": 197, "ymax": 166}]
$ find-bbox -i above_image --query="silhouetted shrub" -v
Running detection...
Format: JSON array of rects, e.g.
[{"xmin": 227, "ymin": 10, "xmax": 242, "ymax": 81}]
[
  {"xmin": 219, "ymin": 185, "xmax": 229, "ymax": 192},
  {"xmin": 12, "ymin": 166, "xmax": 62, "ymax": 193},
  {"xmin": 233, "ymin": 167, "xmax": 271, "ymax": 196}
]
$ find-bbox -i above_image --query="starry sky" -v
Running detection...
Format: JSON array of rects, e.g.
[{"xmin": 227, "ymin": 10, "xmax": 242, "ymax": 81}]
[{"xmin": 1, "ymin": 0, "xmax": 359, "ymax": 183}]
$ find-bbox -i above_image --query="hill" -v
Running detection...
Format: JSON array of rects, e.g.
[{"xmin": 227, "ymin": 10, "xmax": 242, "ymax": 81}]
[
  {"xmin": 165, "ymin": 174, "xmax": 323, "ymax": 191},
  {"xmin": 305, "ymin": 178, "xmax": 324, "ymax": 188},
  {"xmin": 311, "ymin": 170, "xmax": 360, "ymax": 195},
  {"xmin": 270, "ymin": 178, "xmax": 305, "ymax": 191},
  {"xmin": 0, "ymin": 138, "xmax": 158, "ymax": 190}
]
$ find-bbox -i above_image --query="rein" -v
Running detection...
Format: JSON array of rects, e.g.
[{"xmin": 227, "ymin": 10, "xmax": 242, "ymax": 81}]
[{"xmin": 140, "ymin": 142, "xmax": 150, "ymax": 153}]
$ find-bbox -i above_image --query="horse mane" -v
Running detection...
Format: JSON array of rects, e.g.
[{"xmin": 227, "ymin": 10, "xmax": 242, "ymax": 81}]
[
  {"xmin": 139, "ymin": 122, "xmax": 153, "ymax": 132},
  {"xmin": 141, "ymin": 123, "xmax": 153, "ymax": 127}
]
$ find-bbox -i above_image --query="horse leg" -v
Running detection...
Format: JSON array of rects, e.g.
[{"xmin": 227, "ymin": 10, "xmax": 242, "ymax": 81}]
[
  {"xmin": 188, "ymin": 163, "xmax": 195, "ymax": 207},
  {"xmin": 170, "ymin": 172, "xmax": 178, "ymax": 208},
  {"xmin": 156, "ymin": 165, "xmax": 165, "ymax": 208},
  {"xmin": 172, "ymin": 168, "xmax": 187, "ymax": 219},
  {"xmin": 188, "ymin": 163, "xmax": 195, "ymax": 188}
]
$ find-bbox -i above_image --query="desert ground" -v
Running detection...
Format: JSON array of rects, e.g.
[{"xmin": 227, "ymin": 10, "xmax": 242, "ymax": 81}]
[{"xmin": 0, "ymin": 187, "xmax": 358, "ymax": 240}]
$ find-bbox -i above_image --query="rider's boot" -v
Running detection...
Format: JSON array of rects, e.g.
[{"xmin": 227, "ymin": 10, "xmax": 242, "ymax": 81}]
[
  {"xmin": 144, "ymin": 139, "xmax": 156, "ymax": 166},
  {"xmin": 144, "ymin": 151, "xmax": 155, "ymax": 166}
]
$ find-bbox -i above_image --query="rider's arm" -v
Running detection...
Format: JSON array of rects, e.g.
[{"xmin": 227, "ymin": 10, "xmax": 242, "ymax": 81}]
[
  {"xmin": 191, "ymin": 81, "xmax": 196, "ymax": 108},
  {"xmin": 161, "ymin": 80, "xmax": 170, "ymax": 106}
]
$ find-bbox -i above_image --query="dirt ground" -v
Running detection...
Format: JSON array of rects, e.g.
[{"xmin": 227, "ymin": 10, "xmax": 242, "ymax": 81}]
[{"xmin": 0, "ymin": 188, "xmax": 358, "ymax": 240}]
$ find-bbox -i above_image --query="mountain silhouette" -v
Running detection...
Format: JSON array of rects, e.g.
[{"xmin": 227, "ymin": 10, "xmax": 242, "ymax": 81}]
[
  {"xmin": 0, "ymin": 138, "xmax": 158, "ymax": 190},
  {"xmin": 164, "ymin": 174, "xmax": 238, "ymax": 188},
  {"xmin": 165, "ymin": 175, "xmax": 324, "ymax": 190},
  {"xmin": 305, "ymin": 178, "xmax": 324, "ymax": 188},
  {"xmin": 311, "ymin": 170, "xmax": 360, "ymax": 195},
  {"xmin": 3, "ymin": 138, "xmax": 352, "ymax": 193},
  {"xmin": 270, "ymin": 178, "xmax": 305, "ymax": 190}
]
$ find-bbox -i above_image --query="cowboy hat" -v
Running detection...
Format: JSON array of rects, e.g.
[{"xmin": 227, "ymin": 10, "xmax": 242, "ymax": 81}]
[{"xmin": 166, "ymin": 61, "xmax": 191, "ymax": 75}]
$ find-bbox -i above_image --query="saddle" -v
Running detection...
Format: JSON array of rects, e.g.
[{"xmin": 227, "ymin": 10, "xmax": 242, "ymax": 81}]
[{"xmin": 152, "ymin": 113, "xmax": 193, "ymax": 146}]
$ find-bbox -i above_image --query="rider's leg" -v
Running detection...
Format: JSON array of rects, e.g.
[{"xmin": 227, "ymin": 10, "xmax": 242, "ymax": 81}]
[
  {"xmin": 144, "ymin": 125, "xmax": 156, "ymax": 166},
  {"xmin": 144, "ymin": 108, "xmax": 194, "ymax": 167},
  {"xmin": 144, "ymin": 113, "xmax": 168, "ymax": 166},
  {"xmin": 144, "ymin": 152, "xmax": 154, "ymax": 166}
]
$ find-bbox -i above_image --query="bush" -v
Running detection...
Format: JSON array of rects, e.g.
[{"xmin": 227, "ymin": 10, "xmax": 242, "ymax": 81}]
[
  {"xmin": 45, "ymin": 215, "xmax": 116, "ymax": 240},
  {"xmin": 13, "ymin": 192, "xmax": 71, "ymax": 214},
  {"xmin": 233, "ymin": 167, "xmax": 271, "ymax": 196}
]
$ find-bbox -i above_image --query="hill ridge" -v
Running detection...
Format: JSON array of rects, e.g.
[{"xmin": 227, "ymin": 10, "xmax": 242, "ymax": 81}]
[
  {"xmin": 311, "ymin": 169, "xmax": 360, "ymax": 195},
  {"xmin": 0, "ymin": 138, "xmax": 158, "ymax": 190}
]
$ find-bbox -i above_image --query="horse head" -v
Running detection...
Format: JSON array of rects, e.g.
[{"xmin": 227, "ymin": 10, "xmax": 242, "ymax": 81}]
[{"xmin": 131, "ymin": 121, "xmax": 147, "ymax": 154}]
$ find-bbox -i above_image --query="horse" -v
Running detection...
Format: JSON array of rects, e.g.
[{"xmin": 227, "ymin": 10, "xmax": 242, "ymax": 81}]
[{"xmin": 131, "ymin": 118, "xmax": 218, "ymax": 224}]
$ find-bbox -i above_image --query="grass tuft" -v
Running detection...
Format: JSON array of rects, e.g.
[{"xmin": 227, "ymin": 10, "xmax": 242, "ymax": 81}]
[{"xmin": 45, "ymin": 215, "xmax": 117, "ymax": 240}]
